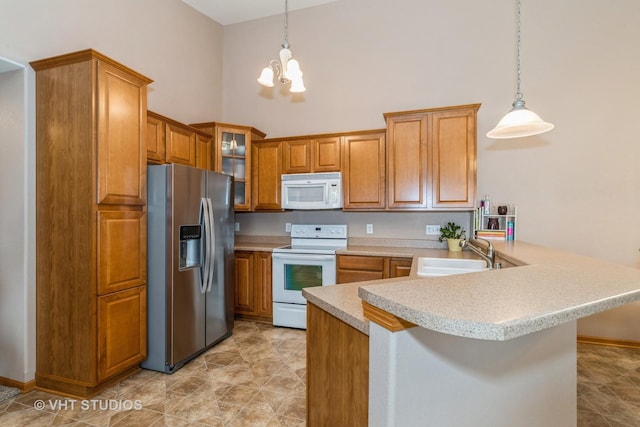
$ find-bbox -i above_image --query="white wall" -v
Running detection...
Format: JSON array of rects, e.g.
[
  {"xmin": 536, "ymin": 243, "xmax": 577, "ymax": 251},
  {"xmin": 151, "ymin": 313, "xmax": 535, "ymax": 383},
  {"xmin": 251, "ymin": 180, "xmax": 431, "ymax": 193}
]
[
  {"xmin": 222, "ymin": 0, "xmax": 640, "ymax": 340},
  {"xmin": 0, "ymin": 0, "xmax": 225, "ymax": 383}
]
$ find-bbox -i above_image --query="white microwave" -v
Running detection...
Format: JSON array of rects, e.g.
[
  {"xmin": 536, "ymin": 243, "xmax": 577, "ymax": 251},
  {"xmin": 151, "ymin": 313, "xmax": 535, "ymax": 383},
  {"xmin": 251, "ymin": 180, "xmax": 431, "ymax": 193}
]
[{"xmin": 281, "ymin": 172, "xmax": 342, "ymax": 210}]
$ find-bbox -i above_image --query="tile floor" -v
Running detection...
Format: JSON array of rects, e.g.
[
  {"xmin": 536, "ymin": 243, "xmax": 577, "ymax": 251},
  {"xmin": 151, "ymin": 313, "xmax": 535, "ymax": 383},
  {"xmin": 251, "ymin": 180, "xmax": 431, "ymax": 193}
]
[{"xmin": 1, "ymin": 321, "xmax": 640, "ymax": 426}]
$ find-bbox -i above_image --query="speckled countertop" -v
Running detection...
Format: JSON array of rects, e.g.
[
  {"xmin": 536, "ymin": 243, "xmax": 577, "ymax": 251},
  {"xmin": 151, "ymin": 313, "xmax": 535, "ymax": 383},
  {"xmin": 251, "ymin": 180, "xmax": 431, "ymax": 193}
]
[{"xmin": 304, "ymin": 240, "xmax": 640, "ymax": 341}]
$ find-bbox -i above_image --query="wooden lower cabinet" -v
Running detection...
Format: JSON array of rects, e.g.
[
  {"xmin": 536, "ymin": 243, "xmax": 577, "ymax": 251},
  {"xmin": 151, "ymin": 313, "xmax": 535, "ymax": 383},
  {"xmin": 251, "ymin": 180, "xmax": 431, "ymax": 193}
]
[
  {"xmin": 98, "ymin": 286, "xmax": 147, "ymax": 381},
  {"xmin": 307, "ymin": 303, "xmax": 368, "ymax": 426},
  {"xmin": 234, "ymin": 251, "xmax": 273, "ymax": 321},
  {"xmin": 337, "ymin": 254, "xmax": 412, "ymax": 283}
]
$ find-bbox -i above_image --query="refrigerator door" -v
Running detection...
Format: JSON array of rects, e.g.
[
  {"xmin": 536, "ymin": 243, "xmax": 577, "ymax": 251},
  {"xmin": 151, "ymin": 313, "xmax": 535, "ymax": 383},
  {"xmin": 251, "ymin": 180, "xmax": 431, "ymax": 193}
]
[
  {"xmin": 170, "ymin": 165, "xmax": 207, "ymax": 366},
  {"xmin": 205, "ymin": 171, "xmax": 234, "ymax": 346}
]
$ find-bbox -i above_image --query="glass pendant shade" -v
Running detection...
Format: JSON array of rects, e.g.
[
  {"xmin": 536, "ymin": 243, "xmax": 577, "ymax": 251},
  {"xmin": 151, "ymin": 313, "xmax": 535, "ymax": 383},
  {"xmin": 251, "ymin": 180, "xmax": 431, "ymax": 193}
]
[
  {"xmin": 487, "ymin": 99, "xmax": 554, "ymax": 139},
  {"xmin": 289, "ymin": 76, "xmax": 306, "ymax": 93},
  {"xmin": 257, "ymin": 67, "xmax": 274, "ymax": 87}
]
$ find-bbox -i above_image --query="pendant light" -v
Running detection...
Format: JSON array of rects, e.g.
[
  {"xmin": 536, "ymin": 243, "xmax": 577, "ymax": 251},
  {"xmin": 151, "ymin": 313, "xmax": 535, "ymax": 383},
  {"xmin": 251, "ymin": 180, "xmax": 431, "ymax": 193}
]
[
  {"xmin": 487, "ymin": 0, "xmax": 553, "ymax": 139},
  {"xmin": 257, "ymin": 0, "xmax": 306, "ymax": 93}
]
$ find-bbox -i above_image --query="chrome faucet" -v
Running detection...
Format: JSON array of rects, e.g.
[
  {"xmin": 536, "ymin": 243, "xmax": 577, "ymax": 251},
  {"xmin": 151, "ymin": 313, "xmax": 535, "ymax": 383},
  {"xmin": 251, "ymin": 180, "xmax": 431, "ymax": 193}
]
[{"xmin": 459, "ymin": 238, "xmax": 495, "ymax": 269}]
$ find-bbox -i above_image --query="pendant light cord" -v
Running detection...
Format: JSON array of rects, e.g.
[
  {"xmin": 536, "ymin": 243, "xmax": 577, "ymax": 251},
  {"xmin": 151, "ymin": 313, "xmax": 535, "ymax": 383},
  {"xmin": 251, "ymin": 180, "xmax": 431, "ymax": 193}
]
[
  {"xmin": 515, "ymin": 0, "xmax": 522, "ymax": 101},
  {"xmin": 282, "ymin": 0, "xmax": 290, "ymax": 49}
]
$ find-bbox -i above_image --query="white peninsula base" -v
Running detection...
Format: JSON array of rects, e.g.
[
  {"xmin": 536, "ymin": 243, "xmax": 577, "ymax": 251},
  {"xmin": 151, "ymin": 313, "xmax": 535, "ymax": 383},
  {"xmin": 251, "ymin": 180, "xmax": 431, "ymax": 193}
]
[{"xmin": 369, "ymin": 321, "xmax": 577, "ymax": 427}]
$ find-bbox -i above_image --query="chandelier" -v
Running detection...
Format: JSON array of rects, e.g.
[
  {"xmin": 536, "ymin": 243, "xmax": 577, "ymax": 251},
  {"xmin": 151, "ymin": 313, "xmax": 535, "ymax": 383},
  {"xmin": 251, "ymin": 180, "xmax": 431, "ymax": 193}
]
[{"xmin": 257, "ymin": 0, "xmax": 306, "ymax": 93}]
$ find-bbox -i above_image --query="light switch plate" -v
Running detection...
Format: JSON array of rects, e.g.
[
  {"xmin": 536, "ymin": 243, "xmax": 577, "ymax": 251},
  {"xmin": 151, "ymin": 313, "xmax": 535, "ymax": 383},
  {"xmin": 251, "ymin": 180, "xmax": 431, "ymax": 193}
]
[
  {"xmin": 285, "ymin": 223, "xmax": 292, "ymax": 232},
  {"xmin": 234, "ymin": 222, "xmax": 240, "ymax": 232},
  {"xmin": 366, "ymin": 224, "xmax": 373, "ymax": 234}
]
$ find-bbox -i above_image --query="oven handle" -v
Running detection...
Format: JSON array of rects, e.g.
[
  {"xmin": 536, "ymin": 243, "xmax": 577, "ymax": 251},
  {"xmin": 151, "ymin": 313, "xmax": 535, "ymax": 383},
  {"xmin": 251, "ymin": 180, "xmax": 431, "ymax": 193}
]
[{"xmin": 272, "ymin": 253, "xmax": 336, "ymax": 262}]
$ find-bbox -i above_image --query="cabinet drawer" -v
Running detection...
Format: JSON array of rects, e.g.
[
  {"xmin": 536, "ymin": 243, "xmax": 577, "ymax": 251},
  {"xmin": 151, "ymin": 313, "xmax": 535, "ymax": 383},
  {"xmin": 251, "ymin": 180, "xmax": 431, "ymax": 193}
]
[
  {"xmin": 338, "ymin": 255, "xmax": 385, "ymax": 272},
  {"xmin": 338, "ymin": 270, "xmax": 384, "ymax": 284}
]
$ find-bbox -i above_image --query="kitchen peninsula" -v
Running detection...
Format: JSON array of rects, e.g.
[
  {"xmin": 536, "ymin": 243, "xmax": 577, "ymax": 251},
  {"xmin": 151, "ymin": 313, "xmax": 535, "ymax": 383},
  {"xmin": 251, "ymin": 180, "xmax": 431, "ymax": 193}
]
[{"xmin": 304, "ymin": 240, "xmax": 640, "ymax": 427}]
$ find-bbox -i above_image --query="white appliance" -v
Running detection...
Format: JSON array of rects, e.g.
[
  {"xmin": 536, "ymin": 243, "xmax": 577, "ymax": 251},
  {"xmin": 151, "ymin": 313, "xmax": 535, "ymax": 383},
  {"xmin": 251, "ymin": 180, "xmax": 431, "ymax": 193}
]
[
  {"xmin": 143, "ymin": 164, "xmax": 234, "ymax": 373},
  {"xmin": 281, "ymin": 172, "xmax": 342, "ymax": 210},
  {"xmin": 272, "ymin": 224, "xmax": 348, "ymax": 329}
]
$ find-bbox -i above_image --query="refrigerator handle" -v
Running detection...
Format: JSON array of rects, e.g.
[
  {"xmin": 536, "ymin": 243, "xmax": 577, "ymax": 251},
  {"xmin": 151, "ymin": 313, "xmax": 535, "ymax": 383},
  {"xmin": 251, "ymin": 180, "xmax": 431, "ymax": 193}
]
[
  {"xmin": 200, "ymin": 197, "xmax": 212, "ymax": 295},
  {"xmin": 206, "ymin": 197, "xmax": 215, "ymax": 293}
]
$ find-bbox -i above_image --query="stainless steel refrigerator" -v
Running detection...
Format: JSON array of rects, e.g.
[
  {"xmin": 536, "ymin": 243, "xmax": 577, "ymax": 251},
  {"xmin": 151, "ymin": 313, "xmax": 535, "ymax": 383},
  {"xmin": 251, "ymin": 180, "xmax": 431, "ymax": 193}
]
[{"xmin": 143, "ymin": 163, "xmax": 234, "ymax": 373}]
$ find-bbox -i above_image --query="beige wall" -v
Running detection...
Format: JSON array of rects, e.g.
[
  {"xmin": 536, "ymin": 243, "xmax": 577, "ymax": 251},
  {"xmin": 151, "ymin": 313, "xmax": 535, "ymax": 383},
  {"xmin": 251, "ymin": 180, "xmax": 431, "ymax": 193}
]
[
  {"xmin": 0, "ymin": 0, "xmax": 224, "ymax": 122},
  {"xmin": 222, "ymin": 0, "xmax": 640, "ymax": 340}
]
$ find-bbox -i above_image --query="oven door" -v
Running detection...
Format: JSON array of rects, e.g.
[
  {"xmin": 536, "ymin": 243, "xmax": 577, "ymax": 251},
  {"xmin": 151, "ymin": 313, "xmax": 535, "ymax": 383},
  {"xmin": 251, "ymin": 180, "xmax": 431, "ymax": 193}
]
[{"xmin": 272, "ymin": 252, "xmax": 336, "ymax": 304}]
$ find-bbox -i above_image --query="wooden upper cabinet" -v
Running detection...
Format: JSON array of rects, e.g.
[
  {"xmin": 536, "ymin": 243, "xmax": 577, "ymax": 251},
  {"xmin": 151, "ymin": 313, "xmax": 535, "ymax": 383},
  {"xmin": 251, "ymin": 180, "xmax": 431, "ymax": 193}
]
[
  {"xmin": 165, "ymin": 121, "xmax": 196, "ymax": 167},
  {"xmin": 385, "ymin": 112, "xmax": 428, "ymax": 209},
  {"xmin": 342, "ymin": 131, "xmax": 386, "ymax": 210},
  {"xmin": 195, "ymin": 133, "xmax": 212, "ymax": 171},
  {"xmin": 282, "ymin": 136, "xmax": 341, "ymax": 174},
  {"xmin": 313, "ymin": 137, "xmax": 341, "ymax": 172},
  {"xmin": 384, "ymin": 104, "xmax": 480, "ymax": 210},
  {"xmin": 252, "ymin": 140, "xmax": 283, "ymax": 211},
  {"xmin": 282, "ymin": 139, "xmax": 311, "ymax": 174},
  {"xmin": 190, "ymin": 122, "xmax": 266, "ymax": 211},
  {"xmin": 96, "ymin": 61, "xmax": 147, "ymax": 206},
  {"xmin": 146, "ymin": 113, "xmax": 165, "ymax": 164},
  {"xmin": 430, "ymin": 106, "xmax": 478, "ymax": 209}
]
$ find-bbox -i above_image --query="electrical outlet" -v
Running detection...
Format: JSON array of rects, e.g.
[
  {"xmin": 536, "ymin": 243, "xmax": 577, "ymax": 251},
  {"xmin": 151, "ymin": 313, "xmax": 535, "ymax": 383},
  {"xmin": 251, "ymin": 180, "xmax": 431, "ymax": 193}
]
[
  {"xmin": 234, "ymin": 222, "xmax": 240, "ymax": 232},
  {"xmin": 285, "ymin": 223, "xmax": 292, "ymax": 232},
  {"xmin": 366, "ymin": 224, "xmax": 373, "ymax": 234},
  {"xmin": 426, "ymin": 225, "xmax": 440, "ymax": 235}
]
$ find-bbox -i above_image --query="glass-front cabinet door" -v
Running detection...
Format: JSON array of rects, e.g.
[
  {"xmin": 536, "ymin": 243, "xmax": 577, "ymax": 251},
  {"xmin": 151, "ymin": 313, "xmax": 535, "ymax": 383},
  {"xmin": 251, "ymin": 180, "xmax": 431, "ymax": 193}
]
[{"xmin": 217, "ymin": 126, "xmax": 251, "ymax": 210}]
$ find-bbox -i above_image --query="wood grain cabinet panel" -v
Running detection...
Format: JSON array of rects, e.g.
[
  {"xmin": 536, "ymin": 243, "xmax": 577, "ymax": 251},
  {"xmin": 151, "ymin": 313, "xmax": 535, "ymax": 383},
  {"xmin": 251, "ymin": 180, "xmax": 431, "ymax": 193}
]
[
  {"xmin": 98, "ymin": 286, "xmax": 147, "ymax": 381},
  {"xmin": 385, "ymin": 113, "xmax": 428, "ymax": 209},
  {"xmin": 307, "ymin": 303, "xmax": 368, "ymax": 426},
  {"xmin": 165, "ymin": 122, "xmax": 196, "ymax": 167},
  {"xmin": 97, "ymin": 210, "xmax": 146, "ymax": 295},
  {"xmin": 31, "ymin": 49, "xmax": 151, "ymax": 398},
  {"xmin": 342, "ymin": 132, "xmax": 386, "ymax": 210},
  {"xmin": 252, "ymin": 141, "xmax": 282, "ymax": 211},
  {"xmin": 195, "ymin": 133, "xmax": 212, "ymax": 170},
  {"xmin": 282, "ymin": 139, "xmax": 311, "ymax": 174},
  {"xmin": 96, "ymin": 61, "xmax": 146, "ymax": 206},
  {"xmin": 313, "ymin": 137, "xmax": 341, "ymax": 172},
  {"xmin": 234, "ymin": 251, "xmax": 273, "ymax": 321},
  {"xmin": 389, "ymin": 258, "xmax": 412, "ymax": 277},
  {"xmin": 430, "ymin": 107, "xmax": 477, "ymax": 208},
  {"xmin": 338, "ymin": 254, "xmax": 412, "ymax": 283},
  {"xmin": 146, "ymin": 113, "xmax": 165, "ymax": 164}
]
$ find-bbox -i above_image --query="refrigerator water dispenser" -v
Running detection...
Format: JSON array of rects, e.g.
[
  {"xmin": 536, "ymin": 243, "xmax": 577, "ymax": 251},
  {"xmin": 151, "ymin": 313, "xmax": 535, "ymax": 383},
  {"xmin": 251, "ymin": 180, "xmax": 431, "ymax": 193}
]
[{"xmin": 179, "ymin": 224, "xmax": 202, "ymax": 270}]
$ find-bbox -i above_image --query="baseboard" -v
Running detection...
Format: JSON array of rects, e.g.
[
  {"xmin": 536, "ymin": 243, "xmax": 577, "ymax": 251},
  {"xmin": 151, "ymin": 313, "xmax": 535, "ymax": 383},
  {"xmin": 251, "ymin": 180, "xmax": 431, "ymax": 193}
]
[
  {"xmin": 577, "ymin": 335, "xmax": 640, "ymax": 349},
  {"xmin": 0, "ymin": 376, "xmax": 36, "ymax": 393}
]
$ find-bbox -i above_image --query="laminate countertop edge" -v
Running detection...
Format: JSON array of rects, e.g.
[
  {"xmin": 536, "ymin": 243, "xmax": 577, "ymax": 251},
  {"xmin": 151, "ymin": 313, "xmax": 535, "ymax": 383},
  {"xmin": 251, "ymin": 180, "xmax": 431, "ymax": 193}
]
[{"xmin": 305, "ymin": 240, "xmax": 640, "ymax": 340}]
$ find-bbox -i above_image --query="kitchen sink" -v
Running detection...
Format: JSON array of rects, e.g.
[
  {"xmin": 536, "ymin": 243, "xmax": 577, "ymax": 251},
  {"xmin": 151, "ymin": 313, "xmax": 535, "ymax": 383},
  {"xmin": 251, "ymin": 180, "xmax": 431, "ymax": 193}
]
[{"xmin": 416, "ymin": 257, "xmax": 489, "ymax": 277}]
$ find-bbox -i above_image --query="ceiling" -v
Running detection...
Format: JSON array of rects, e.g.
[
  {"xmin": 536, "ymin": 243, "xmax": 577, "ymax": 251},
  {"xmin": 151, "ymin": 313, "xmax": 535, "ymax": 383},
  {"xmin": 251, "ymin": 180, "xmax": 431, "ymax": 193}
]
[{"xmin": 182, "ymin": 0, "xmax": 338, "ymax": 25}]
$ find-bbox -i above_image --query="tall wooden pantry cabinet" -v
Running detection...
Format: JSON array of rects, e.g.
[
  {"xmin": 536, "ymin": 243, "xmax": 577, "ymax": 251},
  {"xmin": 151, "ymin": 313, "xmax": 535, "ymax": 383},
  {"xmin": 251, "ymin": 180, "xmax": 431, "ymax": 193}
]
[{"xmin": 30, "ymin": 49, "xmax": 152, "ymax": 398}]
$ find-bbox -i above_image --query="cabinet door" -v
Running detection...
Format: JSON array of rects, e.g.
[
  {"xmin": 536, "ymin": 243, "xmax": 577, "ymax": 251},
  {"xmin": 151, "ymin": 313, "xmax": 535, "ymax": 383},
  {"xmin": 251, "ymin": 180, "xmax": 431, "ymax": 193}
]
[
  {"xmin": 146, "ymin": 114, "xmax": 165, "ymax": 164},
  {"xmin": 97, "ymin": 210, "xmax": 146, "ymax": 295},
  {"xmin": 252, "ymin": 141, "xmax": 282, "ymax": 210},
  {"xmin": 342, "ymin": 132, "xmax": 386, "ymax": 210},
  {"xmin": 282, "ymin": 139, "xmax": 311, "ymax": 174},
  {"xmin": 386, "ymin": 113, "xmax": 428, "ymax": 209},
  {"xmin": 314, "ymin": 137, "xmax": 341, "ymax": 172},
  {"xmin": 195, "ymin": 133, "xmax": 212, "ymax": 170},
  {"xmin": 96, "ymin": 61, "xmax": 146, "ymax": 206},
  {"xmin": 165, "ymin": 122, "xmax": 196, "ymax": 167},
  {"xmin": 254, "ymin": 252, "xmax": 273, "ymax": 318},
  {"xmin": 98, "ymin": 286, "xmax": 146, "ymax": 381},
  {"xmin": 217, "ymin": 127, "xmax": 251, "ymax": 211},
  {"xmin": 234, "ymin": 252, "xmax": 255, "ymax": 314},
  {"xmin": 337, "ymin": 255, "xmax": 387, "ymax": 283},
  {"xmin": 389, "ymin": 258, "xmax": 412, "ymax": 278},
  {"xmin": 430, "ymin": 108, "xmax": 477, "ymax": 209}
]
